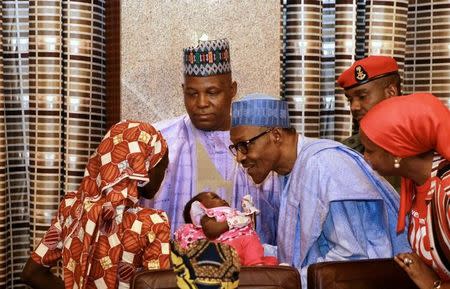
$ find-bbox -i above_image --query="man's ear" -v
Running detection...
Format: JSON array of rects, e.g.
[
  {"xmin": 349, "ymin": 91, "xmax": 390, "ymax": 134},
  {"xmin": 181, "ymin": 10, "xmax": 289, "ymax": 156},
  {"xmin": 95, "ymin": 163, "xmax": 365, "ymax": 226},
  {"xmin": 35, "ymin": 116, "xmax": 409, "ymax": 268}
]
[
  {"xmin": 271, "ymin": 128, "xmax": 282, "ymax": 144},
  {"xmin": 231, "ymin": 81, "xmax": 237, "ymax": 100},
  {"xmin": 384, "ymin": 82, "xmax": 399, "ymax": 98}
]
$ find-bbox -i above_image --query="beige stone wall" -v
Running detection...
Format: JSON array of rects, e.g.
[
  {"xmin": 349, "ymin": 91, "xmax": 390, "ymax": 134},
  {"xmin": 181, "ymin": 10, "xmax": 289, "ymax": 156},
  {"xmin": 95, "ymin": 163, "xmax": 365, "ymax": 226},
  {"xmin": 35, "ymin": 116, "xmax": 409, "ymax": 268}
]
[{"xmin": 121, "ymin": 1, "xmax": 280, "ymax": 123}]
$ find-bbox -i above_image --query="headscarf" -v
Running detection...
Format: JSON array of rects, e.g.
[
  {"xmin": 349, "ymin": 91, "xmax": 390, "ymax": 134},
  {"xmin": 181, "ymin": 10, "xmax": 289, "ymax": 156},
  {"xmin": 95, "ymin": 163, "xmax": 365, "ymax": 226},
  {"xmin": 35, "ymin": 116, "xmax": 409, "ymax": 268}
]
[
  {"xmin": 360, "ymin": 93, "xmax": 450, "ymax": 232},
  {"xmin": 65, "ymin": 120, "xmax": 168, "ymax": 287}
]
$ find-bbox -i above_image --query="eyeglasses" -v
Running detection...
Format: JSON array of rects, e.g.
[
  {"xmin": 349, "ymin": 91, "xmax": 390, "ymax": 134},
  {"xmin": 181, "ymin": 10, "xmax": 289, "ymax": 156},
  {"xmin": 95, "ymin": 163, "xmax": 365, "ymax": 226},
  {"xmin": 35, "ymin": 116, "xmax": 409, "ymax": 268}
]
[{"xmin": 229, "ymin": 128, "xmax": 273, "ymax": 156}]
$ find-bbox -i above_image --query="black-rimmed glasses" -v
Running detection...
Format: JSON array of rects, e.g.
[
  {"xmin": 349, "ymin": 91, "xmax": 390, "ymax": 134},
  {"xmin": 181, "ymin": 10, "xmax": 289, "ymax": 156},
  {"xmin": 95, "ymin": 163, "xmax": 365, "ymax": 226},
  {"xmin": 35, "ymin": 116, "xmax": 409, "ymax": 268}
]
[{"xmin": 229, "ymin": 128, "xmax": 274, "ymax": 156}]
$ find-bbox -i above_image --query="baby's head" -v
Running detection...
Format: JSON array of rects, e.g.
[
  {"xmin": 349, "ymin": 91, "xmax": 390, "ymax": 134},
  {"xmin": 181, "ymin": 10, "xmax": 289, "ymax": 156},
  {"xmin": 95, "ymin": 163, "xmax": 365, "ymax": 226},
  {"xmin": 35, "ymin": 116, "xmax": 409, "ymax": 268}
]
[{"xmin": 183, "ymin": 191, "xmax": 229, "ymax": 223}]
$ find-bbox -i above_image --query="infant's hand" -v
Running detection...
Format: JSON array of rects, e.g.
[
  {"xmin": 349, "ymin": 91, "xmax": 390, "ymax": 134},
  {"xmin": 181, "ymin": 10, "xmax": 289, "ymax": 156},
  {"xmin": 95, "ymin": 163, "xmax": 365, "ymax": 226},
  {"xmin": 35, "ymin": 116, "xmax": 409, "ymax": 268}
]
[
  {"xmin": 242, "ymin": 194, "xmax": 260, "ymax": 215},
  {"xmin": 227, "ymin": 214, "xmax": 251, "ymax": 229}
]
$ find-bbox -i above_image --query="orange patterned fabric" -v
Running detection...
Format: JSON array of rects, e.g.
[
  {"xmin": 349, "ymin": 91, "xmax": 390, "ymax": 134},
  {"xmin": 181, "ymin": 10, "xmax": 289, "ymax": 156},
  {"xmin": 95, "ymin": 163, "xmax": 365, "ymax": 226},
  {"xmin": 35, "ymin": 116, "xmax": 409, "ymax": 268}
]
[{"xmin": 31, "ymin": 120, "xmax": 170, "ymax": 289}]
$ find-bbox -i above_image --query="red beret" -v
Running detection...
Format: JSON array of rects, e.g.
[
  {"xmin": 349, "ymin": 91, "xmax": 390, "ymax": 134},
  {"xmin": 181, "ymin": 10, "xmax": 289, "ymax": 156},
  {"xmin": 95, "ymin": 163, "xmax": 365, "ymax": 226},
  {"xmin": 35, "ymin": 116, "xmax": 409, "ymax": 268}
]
[{"xmin": 337, "ymin": 56, "xmax": 399, "ymax": 89}]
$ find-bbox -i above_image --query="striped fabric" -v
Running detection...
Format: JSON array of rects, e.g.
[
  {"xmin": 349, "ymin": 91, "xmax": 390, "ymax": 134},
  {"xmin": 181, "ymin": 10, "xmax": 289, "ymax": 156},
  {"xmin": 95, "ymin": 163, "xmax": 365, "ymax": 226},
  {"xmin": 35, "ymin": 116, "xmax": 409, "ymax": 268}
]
[
  {"xmin": 1, "ymin": 1, "xmax": 32, "ymax": 287},
  {"xmin": 333, "ymin": 1, "xmax": 356, "ymax": 139},
  {"xmin": 404, "ymin": 0, "xmax": 450, "ymax": 107},
  {"xmin": 0, "ymin": 1, "xmax": 106, "ymax": 288},
  {"xmin": 280, "ymin": 0, "xmax": 449, "ymax": 141},
  {"xmin": 364, "ymin": 0, "xmax": 408, "ymax": 78},
  {"xmin": 281, "ymin": 1, "xmax": 322, "ymax": 138}
]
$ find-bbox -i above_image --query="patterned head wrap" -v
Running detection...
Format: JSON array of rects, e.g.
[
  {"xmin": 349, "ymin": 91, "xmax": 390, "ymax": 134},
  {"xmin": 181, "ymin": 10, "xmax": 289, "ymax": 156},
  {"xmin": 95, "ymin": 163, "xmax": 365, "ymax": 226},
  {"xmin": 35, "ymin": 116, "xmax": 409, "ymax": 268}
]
[
  {"xmin": 183, "ymin": 38, "xmax": 231, "ymax": 77},
  {"xmin": 360, "ymin": 93, "xmax": 450, "ymax": 232},
  {"xmin": 34, "ymin": 120, "xmax": 169, "ymax": 288},
  {"xmin": 80, "ymin": 120, "xmax": 168, "ymax": 204}
]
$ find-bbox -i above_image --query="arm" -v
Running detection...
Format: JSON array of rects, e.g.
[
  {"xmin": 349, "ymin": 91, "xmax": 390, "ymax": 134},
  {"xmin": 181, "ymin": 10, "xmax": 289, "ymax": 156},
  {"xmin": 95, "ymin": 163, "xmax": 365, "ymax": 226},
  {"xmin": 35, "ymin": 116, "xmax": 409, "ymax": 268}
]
[
  {"xmin": 142, "ymin": 212, "xmax": 171, "ymax": 270},
  {"xmin": 317, "ymin": 200, "xmax": 394, "ymax": 262},
  {"xmin": 22, "ymin": 195, "xmax": 70, "ymax": 289},
  {"xmin": 21, "ymin": 258, "xmax": 64, "ymax": 289},
  {"xmin": 302, "ymin": 148, "xmax": 409, "ymax": 264},
  {"xmin": 200, "ymin": 215, "xmax": 229, "ymax": 240}
]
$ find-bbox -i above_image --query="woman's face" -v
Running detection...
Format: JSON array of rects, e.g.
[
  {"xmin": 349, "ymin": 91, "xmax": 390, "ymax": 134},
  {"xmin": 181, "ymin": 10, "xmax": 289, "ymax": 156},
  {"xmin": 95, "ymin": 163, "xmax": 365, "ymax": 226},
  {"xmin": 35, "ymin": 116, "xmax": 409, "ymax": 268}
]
[
  {"xmin": 197, "ymin": 192, "xmax": 229, "ymax": 208},
  {"xmin": 360, "ymin": 131, "xmax": 397, "ymax": 176},
  {"xmin": 139, "ymin": 150, "xmax": 169, "ymax": 199}
]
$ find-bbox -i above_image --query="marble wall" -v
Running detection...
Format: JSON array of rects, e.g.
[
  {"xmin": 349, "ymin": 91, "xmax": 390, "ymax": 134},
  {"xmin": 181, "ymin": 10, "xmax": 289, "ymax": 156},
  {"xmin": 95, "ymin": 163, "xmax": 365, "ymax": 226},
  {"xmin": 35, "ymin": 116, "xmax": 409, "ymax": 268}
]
[{"xmin": 121, "ymin": 0, "xmax": 280, "ymax": 123}]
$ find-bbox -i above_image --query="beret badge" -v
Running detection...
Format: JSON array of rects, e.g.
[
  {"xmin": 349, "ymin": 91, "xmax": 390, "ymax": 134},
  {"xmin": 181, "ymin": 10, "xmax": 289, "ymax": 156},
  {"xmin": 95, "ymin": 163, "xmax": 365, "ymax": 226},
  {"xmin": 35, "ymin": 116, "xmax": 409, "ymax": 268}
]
[{"xmin": 355, "ymin": 65, "xmax": 368, "ymax": 82}]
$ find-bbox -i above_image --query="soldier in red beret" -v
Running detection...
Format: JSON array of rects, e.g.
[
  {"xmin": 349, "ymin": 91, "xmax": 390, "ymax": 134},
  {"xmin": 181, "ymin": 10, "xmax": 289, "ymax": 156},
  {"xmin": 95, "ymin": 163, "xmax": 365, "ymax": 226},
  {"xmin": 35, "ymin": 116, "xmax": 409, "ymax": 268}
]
[{"xmin": 337, "ymin": 55, "xmax": 401, "ymax": 153}]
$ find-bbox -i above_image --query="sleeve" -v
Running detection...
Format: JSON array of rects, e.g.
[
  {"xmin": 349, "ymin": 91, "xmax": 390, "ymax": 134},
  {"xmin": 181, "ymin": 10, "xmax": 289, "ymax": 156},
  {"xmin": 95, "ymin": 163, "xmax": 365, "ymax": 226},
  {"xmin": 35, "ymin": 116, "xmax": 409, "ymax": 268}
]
[
  {"xmin": 31, "ymin": 195, "xmax": 74, "ymax": 267},
  {"xmin": 232, "ymin": 233, "xmax": 278, "ymax": 266},
  {"xmin": 298, "ymin": 148, "xmax": 395, "ymax": 267},
  {"xmin": 432, "ymin": 170, "xmax": 450, "ymax": 263},
  {"xmin": 225, "ymin": 213, "xmax": 251, "ymax": 229},
  {"xmin": 142, "ymin": 211, "xmax": 171, "ymax": 270},
  {"xmin": 173, "ymin": 224, "xmax": 206, "ymax": 249},
  {"xmin": 316, "ymin": 200, "xmax": 393, "ymax": 263},
  {"xmin": 313, "ymin": 150, "xmax": 395, "ymax": 261},
  {"xmin": 238, "ymin": 234, "xmax": 265, "ymax": 266}
]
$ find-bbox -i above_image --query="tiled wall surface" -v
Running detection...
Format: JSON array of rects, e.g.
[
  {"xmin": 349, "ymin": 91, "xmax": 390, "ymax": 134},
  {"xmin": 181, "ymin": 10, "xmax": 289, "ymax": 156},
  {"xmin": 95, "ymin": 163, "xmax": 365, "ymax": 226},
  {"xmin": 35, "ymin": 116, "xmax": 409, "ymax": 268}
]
[{"xmin": 121, "ymin": 0, "xmax": 280, "ymax": 123}]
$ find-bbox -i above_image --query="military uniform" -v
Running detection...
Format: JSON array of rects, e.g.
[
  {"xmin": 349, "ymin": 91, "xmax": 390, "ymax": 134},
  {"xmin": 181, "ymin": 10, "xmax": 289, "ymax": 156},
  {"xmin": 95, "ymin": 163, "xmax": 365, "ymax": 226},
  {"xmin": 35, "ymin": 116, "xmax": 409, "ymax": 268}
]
[{"xmin": 341, "ymin": 133, "xmax": 364, "ymax": 154}]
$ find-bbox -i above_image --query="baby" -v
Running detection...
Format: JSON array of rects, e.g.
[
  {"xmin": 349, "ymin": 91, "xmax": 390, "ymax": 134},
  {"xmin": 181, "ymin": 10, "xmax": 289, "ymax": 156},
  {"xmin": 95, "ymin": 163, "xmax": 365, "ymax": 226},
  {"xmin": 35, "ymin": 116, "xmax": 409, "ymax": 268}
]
[{"xmin": 174, "ymin": 191, "xmax": 278, "ymax": 266}]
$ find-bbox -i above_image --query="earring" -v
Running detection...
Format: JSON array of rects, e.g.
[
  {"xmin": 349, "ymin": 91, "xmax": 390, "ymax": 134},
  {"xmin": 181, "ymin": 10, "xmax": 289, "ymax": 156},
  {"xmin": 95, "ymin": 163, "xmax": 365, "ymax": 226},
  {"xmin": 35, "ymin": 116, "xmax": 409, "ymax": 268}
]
[{"xmin": 394, "ymin": 157, "xmax": 401, "ymax": 169}]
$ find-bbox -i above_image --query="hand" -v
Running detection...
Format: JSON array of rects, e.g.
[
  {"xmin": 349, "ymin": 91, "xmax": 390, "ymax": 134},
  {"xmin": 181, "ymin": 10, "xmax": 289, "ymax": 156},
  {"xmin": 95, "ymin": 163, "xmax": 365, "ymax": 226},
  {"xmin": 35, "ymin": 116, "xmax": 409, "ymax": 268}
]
[
  {"xmin": 394, "ymin": 252, "xmax": 440, "ymax": 289},
  {"xmin": 241, "ymin": 194, "xmax": 259, "ymax": 215}
]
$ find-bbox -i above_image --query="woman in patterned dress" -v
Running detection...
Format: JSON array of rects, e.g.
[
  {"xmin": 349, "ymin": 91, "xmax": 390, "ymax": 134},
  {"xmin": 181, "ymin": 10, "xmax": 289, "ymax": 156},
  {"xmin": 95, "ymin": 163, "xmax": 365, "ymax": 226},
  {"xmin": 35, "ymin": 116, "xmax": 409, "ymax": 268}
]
[
  {"xmin": 22, "ymin": 120, "xmax": 171, "ymax": 289},
  {"xmin": 359, "ymin": 93, "xmax": 450, "ymax": 289}
]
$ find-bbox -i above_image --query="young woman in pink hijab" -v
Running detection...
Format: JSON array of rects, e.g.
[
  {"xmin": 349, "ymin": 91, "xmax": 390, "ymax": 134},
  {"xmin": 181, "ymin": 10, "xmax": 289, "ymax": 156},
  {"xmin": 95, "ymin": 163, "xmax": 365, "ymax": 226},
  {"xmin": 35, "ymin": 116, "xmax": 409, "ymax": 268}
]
[
  {"xmin": 22, "ymin": 120, "xmax": 170, "ymax": 289},
  {"xmin": 360, "ymin": 93, "xmax": 450, "ymax": 289}
]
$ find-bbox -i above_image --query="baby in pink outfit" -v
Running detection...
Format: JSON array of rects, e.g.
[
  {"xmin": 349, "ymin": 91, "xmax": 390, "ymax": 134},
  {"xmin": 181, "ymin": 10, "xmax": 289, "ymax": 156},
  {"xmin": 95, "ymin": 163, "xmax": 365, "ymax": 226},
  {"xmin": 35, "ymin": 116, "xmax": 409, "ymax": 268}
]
[{"xmin": 174, "ymin": 191, "xmax": 278, "ymax": 266}]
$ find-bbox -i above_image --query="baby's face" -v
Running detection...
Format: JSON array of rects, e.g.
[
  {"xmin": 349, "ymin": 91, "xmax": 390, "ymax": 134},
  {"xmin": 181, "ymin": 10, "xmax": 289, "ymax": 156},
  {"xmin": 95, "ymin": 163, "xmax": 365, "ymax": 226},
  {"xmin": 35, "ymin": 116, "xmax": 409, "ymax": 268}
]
[{"xmin": 198, "ymin": 192, "xmax": 229, "ymax": 208}]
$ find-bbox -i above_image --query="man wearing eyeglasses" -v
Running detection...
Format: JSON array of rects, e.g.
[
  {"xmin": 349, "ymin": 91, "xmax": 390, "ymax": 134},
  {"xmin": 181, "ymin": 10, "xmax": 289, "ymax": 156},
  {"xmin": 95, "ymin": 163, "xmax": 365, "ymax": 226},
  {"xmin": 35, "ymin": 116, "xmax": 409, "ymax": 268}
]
[
  {"xmin": 230, "ymin": 93, "xmax": 411, "ymax": 288},
  {"xmin": 143, "ymin": 39, "xmax": 281, "ymax": 246}
]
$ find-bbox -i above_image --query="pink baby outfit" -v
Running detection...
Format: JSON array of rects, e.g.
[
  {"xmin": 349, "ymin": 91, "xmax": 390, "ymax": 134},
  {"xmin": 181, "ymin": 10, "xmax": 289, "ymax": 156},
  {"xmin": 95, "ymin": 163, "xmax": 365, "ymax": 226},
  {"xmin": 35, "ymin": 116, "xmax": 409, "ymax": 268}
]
[{"xmin": 174, "ymin": 202, "xmax": 278, "ymax": 266}]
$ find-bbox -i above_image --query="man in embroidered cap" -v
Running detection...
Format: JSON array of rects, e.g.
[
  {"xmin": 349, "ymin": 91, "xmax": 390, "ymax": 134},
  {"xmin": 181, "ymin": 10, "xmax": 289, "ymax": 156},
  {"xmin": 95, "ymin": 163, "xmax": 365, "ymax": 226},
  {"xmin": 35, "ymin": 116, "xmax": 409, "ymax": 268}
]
[
  {"xmin": 337, "ymin": 55, "xmax": 401, "ymax": 153},
  {"xmin": 230, "ymin": 93, "xmax": 411, "ymax": 288},
  {"xmin": 145, "ymin": 39, "xmax": 280, "ymax": 245}
]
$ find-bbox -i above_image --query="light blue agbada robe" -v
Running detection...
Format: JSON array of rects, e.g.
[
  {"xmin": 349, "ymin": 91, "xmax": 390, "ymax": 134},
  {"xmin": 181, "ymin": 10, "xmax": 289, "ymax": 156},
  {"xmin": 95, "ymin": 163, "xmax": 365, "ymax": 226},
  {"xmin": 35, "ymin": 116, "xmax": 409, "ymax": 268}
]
[
  {"xmin": 142, "ymin": 115, "xmax": 281, "ymax": 244},
  {"xmin": 278, "ymin": 136, "xmax": 411, "ymax": 288}
]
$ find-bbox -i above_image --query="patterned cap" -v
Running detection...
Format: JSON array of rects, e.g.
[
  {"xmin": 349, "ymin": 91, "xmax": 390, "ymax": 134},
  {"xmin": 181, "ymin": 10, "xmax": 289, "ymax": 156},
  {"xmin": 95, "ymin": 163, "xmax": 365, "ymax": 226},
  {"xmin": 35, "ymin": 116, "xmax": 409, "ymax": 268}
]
[
  {"xmin": 337, "ymin": 56, "xmax": 399, "ymax": 89},
  {"xmin": 183, "ymin": 38, "xmax": 231, "ymax": 77},
  {"xmin": 231, "ymin": 93, "xmax": 290, "ymax": 128}
]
